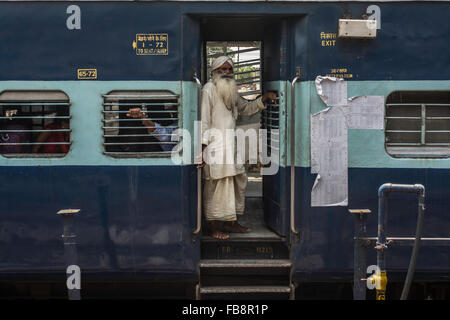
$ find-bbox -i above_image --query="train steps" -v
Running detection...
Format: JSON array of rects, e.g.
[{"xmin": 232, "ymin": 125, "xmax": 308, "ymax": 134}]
[
  {"xmin": 198, "ymin": 199, "xmax": 293, "ymax": 298},
  {"xmin": 199, "ymin": 235, "xmax": 292, "ymax": 299},
  {"xmin": 196, "ymin": 259, "xmax": 294, "ymax": 300},
  {"xmin": 196, "ymin": 174, "xmax": 293, "ymax": 299}
]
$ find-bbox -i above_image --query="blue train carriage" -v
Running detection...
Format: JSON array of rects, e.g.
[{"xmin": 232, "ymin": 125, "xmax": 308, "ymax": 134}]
[{"xmin": 0, "ymin": 0, "xmax": 449, "ymax": 299}]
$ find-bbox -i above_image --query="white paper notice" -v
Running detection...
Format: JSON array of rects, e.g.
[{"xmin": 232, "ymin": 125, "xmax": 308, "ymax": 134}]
[
  {"xmin": 311, "ymin": 107, "xmax": 330, "ymax": 174},
  {"xmin": 311, "ymin": 76, "xmax": 385, "ymax": 207},
  {"xmin": 310, "ymin": 106, "xmax": 348, "ymax": 207},
  {"xmin": 315, "ymin": 76, "xmax": 348, "ymax": 107},
  {"xmin": 347, "ymin": 95, "xmax": 385, "ymax": 129}
]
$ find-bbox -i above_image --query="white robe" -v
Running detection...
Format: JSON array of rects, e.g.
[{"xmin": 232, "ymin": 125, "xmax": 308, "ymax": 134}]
[
  {"xmin": 203, "ymin": 173, "xmax": 248, "ymax": 221},
  {"xmin": 201, "ymin": 81, "xmax": 265, "ymax": 180}
]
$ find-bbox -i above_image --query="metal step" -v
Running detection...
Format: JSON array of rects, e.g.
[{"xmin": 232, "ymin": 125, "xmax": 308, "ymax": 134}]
[
  {"xmin": 198, "ymin": 190, "xmax": 293, "ymax": 299},
  {"xmin": 201, "ymin": 231, "xmax": 282, "ymax": 241},
  {"xmin": 199, "ymin": 260, "xmax": 291, "ymax": 287},
  {"xmin": 197, "ymin": 284, "xmax": 295, "ymax": 300},
  {"xmin": 200, "ymin": 285, "xmax": 292, "ymax": 294},
  {"xmin": 199, "ymin": 259, "xmax": 292, "ymax": 269},
  {"xmin": 201, "ymin": 239, "xmax": 289, "ymax": 259},
  {"xmin": 199, "ymin": 259, "xmax": 292, "ymax": 287}
]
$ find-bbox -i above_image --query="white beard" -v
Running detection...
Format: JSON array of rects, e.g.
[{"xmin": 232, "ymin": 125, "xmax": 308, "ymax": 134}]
[{"xmin": 212, "ymin": 73, "xmax": 238, "ymax": 111}]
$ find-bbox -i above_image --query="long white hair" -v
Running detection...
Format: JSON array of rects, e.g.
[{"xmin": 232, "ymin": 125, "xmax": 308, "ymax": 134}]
[{"xmin": 211, "ymin": 71, "xmax": 239, "ymax": 111}]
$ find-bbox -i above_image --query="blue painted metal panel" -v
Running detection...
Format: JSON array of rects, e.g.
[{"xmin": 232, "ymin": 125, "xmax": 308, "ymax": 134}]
[
  {"xmin": 291, "ymin": 167, "xmax": 450, "ymax": 281},
  {"xmin": 0, "ymin": 165, "xmax": 199, "ymax": 279},
  {"xmin": 0, "ymin": 3, "xmax": 181, "ymax": 81},
  {"xmin": 182, "ymin": 15, "xmax": 202, "ymax": 84},
  {"xmin": 263, "ymin": 169, "xmax": 289, "ymax": 237},
  {"xmin": 306, "ymin": 3, "xmax": 450, "ymax": 82},
  {"xmin": 0, "ymin": 2, "xmax": 450, "ymax": 81}
]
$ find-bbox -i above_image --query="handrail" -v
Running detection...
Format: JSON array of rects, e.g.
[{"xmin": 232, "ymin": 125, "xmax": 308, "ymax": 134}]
[
  {"xmin": 192, "ymin": 73, "xmax": 202, "ymax": 237},
  {"xmin": 290, "ymin": 69, "xmax": 300, "ymax": 236}
]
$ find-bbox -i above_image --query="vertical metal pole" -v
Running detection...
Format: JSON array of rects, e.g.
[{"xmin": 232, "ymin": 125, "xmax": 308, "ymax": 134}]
[
  {"xmin": 376, "ymin": 187, "xmax": 388, "ymax": 300},
  {"xmin": 195, "ymin": 284, "xmax": 201, "ymax": 300},
  {"xmin": 290, "ymin": 69, "xmax": 300, "ymax": 237},
  {"xmin": 57, "ymin": 209, "xmax": 81, "ymax": 300},
  {"xmin": 192, "ymin": 74, "xmax": 202, "ymax": 238},
  {"xmin": 350, "ymin": 209, "xmax": 370, "ymax": 300},
  {"xmin": 421, "ymin": 104, "xmax": 426, "ymax": 145}
]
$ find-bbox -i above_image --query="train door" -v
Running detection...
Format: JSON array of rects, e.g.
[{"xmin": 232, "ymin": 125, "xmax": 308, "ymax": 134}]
[
  {"xmin": 203, "ymin": 40, "xmax": 274, "ymax": 238},
  {"xmin": 192, "ymin": 17, "xmax": 291, "ymax": 239},
  {"xmin": 183, "ymin": 13, "xmax": 308, "ymax": 299},
  {"xmin": 263, "ymin": 17, "xmax": 309, "ymax": 242},
  {"xmin": 185, "ymin": 15, "xmax": 309, "ymax": 235},
  {"xmin": 261, "ymin": 19, "xmax": 291, "ymax": 239}
]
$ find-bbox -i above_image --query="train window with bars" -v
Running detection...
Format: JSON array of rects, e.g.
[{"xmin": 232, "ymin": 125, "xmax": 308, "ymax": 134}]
[
  {"xmin": 102, "ymin": 91, "xmax": 180, "ymax": 158},
  {"xmin": 385, "ymin": 91, "xmax": 450, "ymax": 158},
  {"xmin": 260, "ymin": 94, "xmax": 280, "ymax": 159},
  {"xmin": 0, "ymin": 91, "xmax": 71, "ymax": 158}
]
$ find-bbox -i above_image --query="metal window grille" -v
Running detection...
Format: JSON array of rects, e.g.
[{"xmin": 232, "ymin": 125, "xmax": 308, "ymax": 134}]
[
  {"xmin": 0, "ymin": 91, "xmax": 71, "ymax": 158},
  {"xmin": 385, "ymin": 91, "xmax": 450, "ymax": 158},
  {"xmin": 102, "ymin": 91, "xmax": 180, "ymax": 158},
  {"xmin": 260, "ymin": 95, "xmax": 280, "ymax": 158}
]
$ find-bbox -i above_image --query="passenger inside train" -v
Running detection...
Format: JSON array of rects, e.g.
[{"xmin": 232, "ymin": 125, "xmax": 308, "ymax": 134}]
[
  {"xmin": 103, "ymin": 95, "xmax": 179, "ymax": 154},
  {"xmin": 199, "ymin": 53, "xmax": 277, "ymax": 240},
  {"xmin": 32, "ymin": 117, "xmax": 70, "ymax": 154},
  {"xmin": 125, "ymin": 104, "xmax": 178, "ymax": 152},
  {"xmin": 0, "ymin": 107, "xmax": 32, "ymax": 154},
  {"xmin": 0, "ymin": 92, "xmax": 71, "ymax": 156}
]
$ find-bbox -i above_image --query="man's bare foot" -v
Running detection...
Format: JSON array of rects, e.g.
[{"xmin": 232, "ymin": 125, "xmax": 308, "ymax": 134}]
[
  {"xmin": 223, "ymin": 221, "xmax": 251, "ymax": 233},
  {"xmin": 208, "ymin": 221, "xmax": 230, "ymax": 240},
  {"xmin": 209, "ymin": 230, "xmax": 230, "ymax": 240}
]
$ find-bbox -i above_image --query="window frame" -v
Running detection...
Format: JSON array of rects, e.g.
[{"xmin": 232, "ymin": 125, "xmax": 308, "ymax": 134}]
[
  {"xmin": 385, "ymin": 91, "xmax": 450, "ymax": 159},
  {"xmin": 101, "ymin": 90, "xmax": 181, "ymax": 159},
  {"xmin": 0, "ymin": 90, "xmax": 71, "ymax": 159}
]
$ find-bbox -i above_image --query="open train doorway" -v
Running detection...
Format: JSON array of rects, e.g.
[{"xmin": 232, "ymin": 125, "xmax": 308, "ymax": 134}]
[
  {"xmin": 201, "ymin": 33, "xmax": 286, "ymax": 243},
  {"xmin": 205, "ymin": 41, "xmax": 263, "ymax": 184},
  {"xmin": 196, "ymin": 16, "xmax": 294, "ymax": 300}
]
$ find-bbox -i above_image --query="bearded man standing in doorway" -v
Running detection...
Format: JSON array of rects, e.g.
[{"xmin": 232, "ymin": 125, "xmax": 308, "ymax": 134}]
[{"xmin": 199, "ymin": 56, "xmax": 277, "ymax": 239}]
